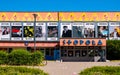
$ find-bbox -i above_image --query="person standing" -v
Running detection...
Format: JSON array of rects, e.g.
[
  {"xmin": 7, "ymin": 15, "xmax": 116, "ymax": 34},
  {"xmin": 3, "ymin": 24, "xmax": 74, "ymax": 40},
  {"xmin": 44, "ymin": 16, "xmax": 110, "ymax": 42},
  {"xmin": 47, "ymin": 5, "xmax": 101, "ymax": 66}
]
[
  {"xmin": 84, "ymin": 28, "xmax": 88, "ymax": 38},
  {"xmin": 2, "ymin": 27, "xmax": 9, "ymax": 35},
  {"xmin": 62, "ymin": 26, "xmax": 72, "ymax": 37}
]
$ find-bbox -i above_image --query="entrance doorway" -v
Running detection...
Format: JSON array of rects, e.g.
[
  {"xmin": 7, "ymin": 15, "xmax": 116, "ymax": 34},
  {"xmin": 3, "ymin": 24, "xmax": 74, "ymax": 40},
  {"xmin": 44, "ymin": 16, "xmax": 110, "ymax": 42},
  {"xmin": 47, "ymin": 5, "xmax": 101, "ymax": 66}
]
[
  {"xmin": 60, "ymin": 46, "xmax": 106, "ymax": 61},
  {"xmin": 45, "ymin": 48, "xmax": 54, "ymax": 60},
  {"xmin": 40, "ymin": 48, "xmax": 60, "ymax": 60}
]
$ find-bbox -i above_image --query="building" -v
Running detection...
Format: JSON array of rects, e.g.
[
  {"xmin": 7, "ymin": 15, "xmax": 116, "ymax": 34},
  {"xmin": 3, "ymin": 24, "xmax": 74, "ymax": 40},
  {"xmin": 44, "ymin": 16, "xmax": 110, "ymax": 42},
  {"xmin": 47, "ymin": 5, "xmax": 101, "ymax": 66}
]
[{"xmin": 0, "ymin": 12, "xmax": 120, "ymax": 61}]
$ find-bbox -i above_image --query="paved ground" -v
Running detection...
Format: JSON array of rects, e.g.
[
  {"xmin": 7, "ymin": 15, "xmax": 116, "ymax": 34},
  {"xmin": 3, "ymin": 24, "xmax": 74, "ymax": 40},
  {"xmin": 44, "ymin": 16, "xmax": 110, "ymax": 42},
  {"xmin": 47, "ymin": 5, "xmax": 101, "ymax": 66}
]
[{"xmin": 34, "ymin": 61, "xmax": 120, "ymax": 75}]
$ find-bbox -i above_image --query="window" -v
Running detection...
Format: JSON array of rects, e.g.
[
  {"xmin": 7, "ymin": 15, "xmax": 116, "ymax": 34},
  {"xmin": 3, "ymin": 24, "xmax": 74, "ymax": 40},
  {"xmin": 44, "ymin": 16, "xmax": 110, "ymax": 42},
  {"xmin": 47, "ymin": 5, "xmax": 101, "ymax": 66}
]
[
  {"xmin": 75, "ymin": 50, "xmax": 80, "ymax": 57},
  {"xmin": 46, "ymin": 48, "xmax": 50, "ymax": 56},
  {"xmin": 88, "ymin": 50, "xmax": 94, "ymax": 57},
  {"xmin": 68, "ymin": 50, "xmax": 73, "ymax": 57},
  {"xmin": 50, "ymin": 49, "xmax": 54, "ymax": 56},
  {"xmin": 82, "ymin": 50, "xmax": 87, "ymax": 57},
  {"xmin": 95, "ymin": 49, "xmax": 100, "ymax": 56},
  {"xmin": 61, "ymin": 50, "xmax": 67, "ymax": 57}
]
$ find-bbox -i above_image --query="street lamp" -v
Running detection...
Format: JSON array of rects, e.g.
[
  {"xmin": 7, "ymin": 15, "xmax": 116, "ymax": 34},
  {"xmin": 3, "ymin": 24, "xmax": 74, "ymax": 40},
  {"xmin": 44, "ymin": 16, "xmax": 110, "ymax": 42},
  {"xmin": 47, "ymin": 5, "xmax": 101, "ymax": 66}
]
[{"xmin": 33, "ymin": 14, "xmax": 38, "ymax": 52}]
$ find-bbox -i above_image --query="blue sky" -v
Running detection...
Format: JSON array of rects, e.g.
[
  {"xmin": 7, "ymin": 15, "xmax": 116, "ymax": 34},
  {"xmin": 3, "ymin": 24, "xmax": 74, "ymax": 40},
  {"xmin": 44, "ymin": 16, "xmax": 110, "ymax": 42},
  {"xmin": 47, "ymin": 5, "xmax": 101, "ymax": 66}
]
[{"xmin": 0, "ymin": 0, "xmax": 120, "ymax": 11}]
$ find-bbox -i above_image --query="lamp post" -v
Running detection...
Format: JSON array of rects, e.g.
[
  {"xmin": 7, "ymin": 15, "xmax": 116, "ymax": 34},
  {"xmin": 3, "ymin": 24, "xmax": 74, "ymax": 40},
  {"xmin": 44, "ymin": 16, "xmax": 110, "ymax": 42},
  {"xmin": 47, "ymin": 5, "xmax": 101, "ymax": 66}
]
[{"xmin": 33, "ymin": 14, "xmax": 38, "ymax": 52}]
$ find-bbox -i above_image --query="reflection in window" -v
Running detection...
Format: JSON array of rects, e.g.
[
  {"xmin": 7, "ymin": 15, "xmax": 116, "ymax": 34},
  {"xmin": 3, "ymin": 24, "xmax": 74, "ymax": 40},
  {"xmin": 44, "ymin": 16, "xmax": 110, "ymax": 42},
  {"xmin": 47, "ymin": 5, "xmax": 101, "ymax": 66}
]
[
  {"xmin": 82, "ymin": 50, "xmax": 87, "ymax": 57},
  {"xmin": 75, "ymin": 50, "xmax": 80, "ymax": 57},
  {"xmin": 61, "ymin": 50, "xmax": 67, "ymax": 57},
  {"xmin": 88, "ymin": 50, "xmax": 94, "ymax": 57},
  {"xmin": 95, "ymin": 50, "xmax": 100, "ymax": 56},
  {"xmin": 68, "ymin": 51, "xmax": 73, "ymax": 57}
]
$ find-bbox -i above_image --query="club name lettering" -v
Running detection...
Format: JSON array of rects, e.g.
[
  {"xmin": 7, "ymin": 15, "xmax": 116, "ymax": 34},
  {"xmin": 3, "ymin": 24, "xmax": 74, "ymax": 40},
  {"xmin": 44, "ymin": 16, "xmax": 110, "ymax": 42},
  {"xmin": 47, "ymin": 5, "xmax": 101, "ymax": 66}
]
[{"xmin": 63, "ymin": 39, "xmax": 102, "ymax": 45}]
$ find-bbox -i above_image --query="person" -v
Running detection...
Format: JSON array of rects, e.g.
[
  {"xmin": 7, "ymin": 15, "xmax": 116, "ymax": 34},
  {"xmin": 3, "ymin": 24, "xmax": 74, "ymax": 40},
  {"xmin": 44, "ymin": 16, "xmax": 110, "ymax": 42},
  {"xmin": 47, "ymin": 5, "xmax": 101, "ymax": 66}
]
[
  {"xmin": 116, "ymin": 27, "xmax": 120, "ymax": 36},
  {"xmin": 48, "ymin": 27, "xmax": 58, "ymax": 37},
  {"xmin": 77, "ymin": 26, "xmax": 83, "ymax": 37},
  {"xmin": 84, "ymin": 28, "xmax": 88, "ymax": 38},
  {"xmin": 113, "ymin": 28, "xmax": 118, "ymax": 39},
  {"xmin": 35, "ymin": 26, "xmax": 43, "ymax": 37},
  {"xmin": 99, "ymin": 26, "xmax": 108, "ymax": 38},
  {"xmin": 99, "ymin": 26, "xmax": 104, "ymax": 37},
  {"xmin": 62, "ymin": 26, "xmax": 72, "ymax": 37},
  {"xmin": 2, "ymin": 27, "xmax": 9, "ymax": 35},
  {"xmin": 52, "ymin": 28, "xmax": 58, "ymax": 37},
  {"xmin": 90, "ymin": 29, "xmax": 94, "ymax": 37},
  {"xmin": 111, "ymin": 28, "xmax": 119, "ymax": 39},
  {"xmin": 88, "ymin": 28, "xmax": 91, "ymax": 37}
]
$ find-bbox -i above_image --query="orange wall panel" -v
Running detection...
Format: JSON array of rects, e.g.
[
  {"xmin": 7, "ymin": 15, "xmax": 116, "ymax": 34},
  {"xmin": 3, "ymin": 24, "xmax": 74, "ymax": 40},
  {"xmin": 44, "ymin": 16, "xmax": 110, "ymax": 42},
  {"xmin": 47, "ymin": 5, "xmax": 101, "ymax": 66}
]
[
  {"xmin": 0, "ymin": 12, "xmax": 120, "ymax": 21},
  {"xmin": 60, "ymin": 38, "xmax": 106, "ymax": 46},
  {"xmin": 0, "ymin": 12, "xmax": 58, "ymax": 21}
]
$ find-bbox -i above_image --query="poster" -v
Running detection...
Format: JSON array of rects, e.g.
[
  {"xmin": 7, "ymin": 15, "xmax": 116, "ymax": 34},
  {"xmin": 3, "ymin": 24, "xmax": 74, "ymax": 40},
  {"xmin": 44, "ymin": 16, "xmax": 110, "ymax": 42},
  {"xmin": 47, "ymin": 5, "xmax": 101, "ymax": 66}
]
[
  {"xmin": 11, "ymin": 22, "xmax": 22, "ymax": 40},
  {"xmin": 23, "ymin": 22, "xmax": 34, "ymax": 41},
  {"xmin": 97, "ymin": 22, "xmax": 109, "ymax": 39},
  {"xmin": 47, "ymin": 22, "xmax": 58, "ymax": 41},
  {"xmin": 83, "ymin": 22, "xmax": 95, "ymax": 38},
  {"xmin": 72, "ymin": 22, "xmax": 84, "ymax": 38},
  {"xmin": 60, "ymin": 22, "xmax": 72, "ymax": 38},
  {"xmin": 109, "ymin": 22, "xmax": 120, "ymax": 40},
  {"xmin": 0, "ymin": 22, "xmax": 10, "ymax": 40},
  {"xmin": 35, "ymin": 22, "xmax": 46, "ymax": 41}
]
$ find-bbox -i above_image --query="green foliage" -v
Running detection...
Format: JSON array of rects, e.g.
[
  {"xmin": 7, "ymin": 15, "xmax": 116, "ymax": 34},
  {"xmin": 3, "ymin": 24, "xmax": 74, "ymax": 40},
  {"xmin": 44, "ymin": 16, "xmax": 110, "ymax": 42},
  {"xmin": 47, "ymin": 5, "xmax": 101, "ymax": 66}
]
[
  {"xmin": 0, "ymin": 51, "xmax": 8, "ymax": 64},
  {"xmin": 0, "ymin": 49, "xmax": 44, "ymax": 65},
  {"xmin": 8, "ymin": 49, "xmax": 31, "ymax": 65},
  {"xmin": 31, "ymin": 51, "xmax": 44, "ymax": 65},
  {"xmin": 0, "ymin": 66, "xmax": 48, "ymax": 75},
  {"xmin": 107, "ymin": 40, "xmax": 120, "ymax": 60},
  {"xmin": 80, "ymin": 66, "xmax": 120, "ymax": 75}
]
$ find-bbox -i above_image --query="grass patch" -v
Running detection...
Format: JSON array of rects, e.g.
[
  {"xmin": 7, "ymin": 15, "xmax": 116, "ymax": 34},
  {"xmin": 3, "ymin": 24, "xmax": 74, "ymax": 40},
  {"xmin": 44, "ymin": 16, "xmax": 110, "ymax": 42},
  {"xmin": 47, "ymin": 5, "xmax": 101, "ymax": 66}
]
[
  {"xmin": 80, "ymin": 66, "xmax": 120, "ymax": 75},
  {"xmin": 110, "ymin": 60, "xmax": 120, "ymax": 62},
  {"xmin": 0, "ymin": 66, "xmax": 48, "ymax": 75}
]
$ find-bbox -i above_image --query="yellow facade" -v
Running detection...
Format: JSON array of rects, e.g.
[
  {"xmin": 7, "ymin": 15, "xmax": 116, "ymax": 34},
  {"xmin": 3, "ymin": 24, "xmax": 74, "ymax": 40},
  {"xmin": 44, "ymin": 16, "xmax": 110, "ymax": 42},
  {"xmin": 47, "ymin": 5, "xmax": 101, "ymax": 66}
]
[{"xmin": 0, "ymin": 12, "xmax": 120, "ymax": 21}]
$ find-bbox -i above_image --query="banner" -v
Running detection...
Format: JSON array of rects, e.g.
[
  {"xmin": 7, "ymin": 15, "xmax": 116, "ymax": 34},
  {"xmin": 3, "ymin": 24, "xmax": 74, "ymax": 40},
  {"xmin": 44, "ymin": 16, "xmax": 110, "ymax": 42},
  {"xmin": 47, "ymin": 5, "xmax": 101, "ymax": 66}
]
[
  {"xmin": 0, "ymin": 22, "xmax": 10, "ymax": 40},
  {"xmin": 60, "ymin": 22, "xmax": 72, "ymax": 38},
  {"xmin": 109, "ymin": 22, "xmax": 120, "ymax": 40},
  {"xmin": 47, "ymin": 22, "xmax": 58, "ymax": 41},
  {"xmin": 83, "ymin": 22, "xmax": 95, "ymax": 38},
  {"xmin": 97, "ymin": 22, "xmax": 108, "ymax": 39},
  {"xmin": 23, "ymin": 22, "xmax": 34, "ymax": 41},
  {"xmin": 11, "ymin": 22, "xmax": 22, "ymax": 40},
  {"xmin": 72, "ymin": 22, "xmax": 84, "ymax": 38},
  {"xmin": 35, "ymin": 22, "xmax": 46, "ymax": 41}
]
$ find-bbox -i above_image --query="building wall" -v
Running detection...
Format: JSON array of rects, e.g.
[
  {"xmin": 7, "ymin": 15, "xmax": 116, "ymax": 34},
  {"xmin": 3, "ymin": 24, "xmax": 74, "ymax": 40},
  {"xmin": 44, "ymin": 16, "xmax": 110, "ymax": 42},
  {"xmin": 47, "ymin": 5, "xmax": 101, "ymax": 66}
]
[
  {"xmin": 0, "ymin": 12, "xmax": 120, "ymax": 47},
  {"xmin": 0, "ymin": 12, "xmax": 120, "ymax": 21}
]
